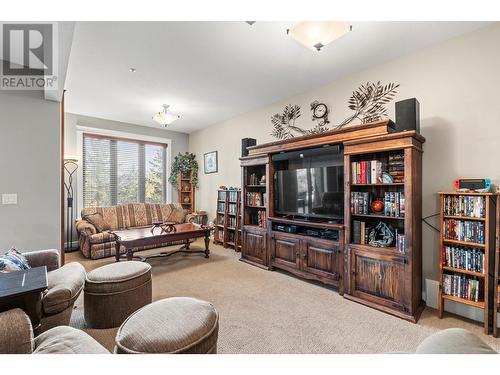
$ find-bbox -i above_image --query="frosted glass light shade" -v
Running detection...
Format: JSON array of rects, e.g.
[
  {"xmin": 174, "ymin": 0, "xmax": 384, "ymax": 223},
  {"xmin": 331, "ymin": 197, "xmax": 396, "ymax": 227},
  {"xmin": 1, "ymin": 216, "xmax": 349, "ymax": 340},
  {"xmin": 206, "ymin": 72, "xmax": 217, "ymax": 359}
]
[
  {"xmin": 288, "ymin": 22, "xmax": 351, "ymax": 51},
  {"xmin": 152, "ymin": 104, "xmax": 180, "ymax": 126}
]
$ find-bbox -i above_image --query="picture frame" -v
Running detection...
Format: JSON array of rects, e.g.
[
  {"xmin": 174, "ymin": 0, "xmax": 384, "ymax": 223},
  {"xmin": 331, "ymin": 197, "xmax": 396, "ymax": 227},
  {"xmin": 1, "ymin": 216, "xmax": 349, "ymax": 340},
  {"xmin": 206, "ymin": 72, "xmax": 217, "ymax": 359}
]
[{"xmin": 204, "ymin": 151, "xmax": 218, "ymax": 174}]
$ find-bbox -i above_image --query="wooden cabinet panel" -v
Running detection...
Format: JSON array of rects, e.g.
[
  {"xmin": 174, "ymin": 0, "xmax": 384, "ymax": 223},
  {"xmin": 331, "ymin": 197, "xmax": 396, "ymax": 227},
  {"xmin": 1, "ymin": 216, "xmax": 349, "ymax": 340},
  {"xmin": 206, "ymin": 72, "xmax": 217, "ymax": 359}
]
[
  {"xmin": 351, "ymin": 248, "xmax": 406, "ymax": 310},
  {"xmin": 241, "ymin": 227, "xmax": 267, "ymax": 266},
  {"xmin": 302, "ymin": 238, "xmax": 340, "ymax": 281},
  {"xmin": 270, "ymin": 232, "xmax": 300, "ymax": 270}
]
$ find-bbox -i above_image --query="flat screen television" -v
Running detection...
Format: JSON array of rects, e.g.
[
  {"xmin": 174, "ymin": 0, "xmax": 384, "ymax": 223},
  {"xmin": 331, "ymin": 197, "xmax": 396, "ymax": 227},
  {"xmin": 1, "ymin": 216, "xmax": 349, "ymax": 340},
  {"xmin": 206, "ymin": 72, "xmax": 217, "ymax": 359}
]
[{"xmin": 273, "ymin": 145, "xmax": 344, "ymax": 222}]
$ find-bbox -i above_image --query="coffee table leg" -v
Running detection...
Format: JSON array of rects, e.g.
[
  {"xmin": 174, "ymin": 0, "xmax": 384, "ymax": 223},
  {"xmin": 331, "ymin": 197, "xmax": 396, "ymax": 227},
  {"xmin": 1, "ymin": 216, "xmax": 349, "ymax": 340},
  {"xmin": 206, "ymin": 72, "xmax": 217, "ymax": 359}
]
[
  {"xmin": 115, "ymin": 241, "xmax": 121, "ymax": 262},
  {"xmin": 204, "ymin": 232, "xmax": 210, "ymax": 258},
  {"xmin": 126, "ymin": 248, "xmax": 133, "ymax": 261}
]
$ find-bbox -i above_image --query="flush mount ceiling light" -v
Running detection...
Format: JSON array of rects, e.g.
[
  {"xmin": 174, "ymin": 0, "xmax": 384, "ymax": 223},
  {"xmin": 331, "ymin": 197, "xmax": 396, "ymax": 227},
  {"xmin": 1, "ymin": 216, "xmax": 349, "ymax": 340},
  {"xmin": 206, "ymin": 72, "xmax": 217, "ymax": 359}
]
[
  {"xmin": 129, "ymin": 67, "xmax": 137, "ymax": 73},
  {"xmin": 287, "ymin": 21, "xmax": 352, "ymax": 51},
  {"xmin": 152, "ymin": 104, "xmax": 180, "ymax": 127}
]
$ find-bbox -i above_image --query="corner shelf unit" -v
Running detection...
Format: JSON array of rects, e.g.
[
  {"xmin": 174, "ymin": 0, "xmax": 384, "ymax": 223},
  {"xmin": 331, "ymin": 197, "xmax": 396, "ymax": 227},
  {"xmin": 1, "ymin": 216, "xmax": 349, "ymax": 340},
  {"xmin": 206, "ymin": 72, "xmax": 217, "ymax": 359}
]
[
  {"xmin": 178, "ymin": 171, "xmax": 195, "ymax": 213},
  {"xmin": 214, "ymin": 189, "xmax": 242, "ymax": 251},
  {"xmin": 438, "ymin": 192, "xmax": 497, "ymax": 334},
  {"xmin": 343, "ymin": 132, "xmax": 425, "ymax": 323}
]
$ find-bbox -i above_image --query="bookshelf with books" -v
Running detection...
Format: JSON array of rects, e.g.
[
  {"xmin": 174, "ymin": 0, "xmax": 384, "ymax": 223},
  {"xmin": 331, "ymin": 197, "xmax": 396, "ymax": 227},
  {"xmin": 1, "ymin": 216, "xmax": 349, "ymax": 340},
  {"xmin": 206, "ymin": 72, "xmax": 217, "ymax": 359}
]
[
  {"xmin": 438, "ymin": 192, "xmax": 497, "ymax": 334},
  {"xmin": 214, "ymin": 189, "xmax": 242, "ymax": 251},
  {"xmin": 343, "ymin": 131, "xmax": 425, "ymax": 323},
  {"xmin": 240, "ymin": 157, "xmax": 269, "ymax": 268}
]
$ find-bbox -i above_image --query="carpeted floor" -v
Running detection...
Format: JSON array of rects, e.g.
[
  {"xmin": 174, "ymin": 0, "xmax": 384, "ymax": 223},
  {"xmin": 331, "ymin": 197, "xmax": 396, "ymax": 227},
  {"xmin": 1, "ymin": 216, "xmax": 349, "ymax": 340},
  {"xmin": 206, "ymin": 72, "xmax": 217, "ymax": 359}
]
[{"xmin": 68, "ymin": 239, "xmax": 500, "ymax": 353}]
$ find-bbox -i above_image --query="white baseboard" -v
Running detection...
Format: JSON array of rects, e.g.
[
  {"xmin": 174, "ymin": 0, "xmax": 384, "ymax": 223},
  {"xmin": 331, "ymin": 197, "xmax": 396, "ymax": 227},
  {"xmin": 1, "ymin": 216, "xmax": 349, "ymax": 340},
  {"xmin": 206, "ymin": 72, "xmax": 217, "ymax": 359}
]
[{"xmin": 425, "ymin": 278, "xmax": 486, "ymax": 323}]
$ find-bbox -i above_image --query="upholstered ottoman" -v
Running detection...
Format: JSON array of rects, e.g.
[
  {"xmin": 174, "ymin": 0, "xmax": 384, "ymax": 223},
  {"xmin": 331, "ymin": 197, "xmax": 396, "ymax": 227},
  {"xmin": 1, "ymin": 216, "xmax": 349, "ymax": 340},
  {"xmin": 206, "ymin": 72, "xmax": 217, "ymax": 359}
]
[
  {"xmin": 84, "ymin": 261, "xmax": 152, "ymax": 329},
  {"xmin": 114, "ymin": 297, "xmax": 219, "ymax": 354}
]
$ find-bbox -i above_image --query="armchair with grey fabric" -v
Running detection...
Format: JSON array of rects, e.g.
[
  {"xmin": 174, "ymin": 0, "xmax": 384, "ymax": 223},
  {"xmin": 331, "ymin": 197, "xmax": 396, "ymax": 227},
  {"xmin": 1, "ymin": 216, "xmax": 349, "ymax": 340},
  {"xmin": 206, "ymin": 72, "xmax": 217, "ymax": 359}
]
[
  {"xmin": 0, "ymin": 308, "xmax": 109, "ymax": 354},
  {"xmin": 21, "ymin": 249, "xmax": 86, "ymax": 334}
]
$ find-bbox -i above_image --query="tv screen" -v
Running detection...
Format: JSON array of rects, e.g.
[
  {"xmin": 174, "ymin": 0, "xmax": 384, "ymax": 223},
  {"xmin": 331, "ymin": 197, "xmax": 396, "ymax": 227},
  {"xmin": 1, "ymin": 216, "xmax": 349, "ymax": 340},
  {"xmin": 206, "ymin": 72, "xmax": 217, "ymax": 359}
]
[{"xmin": 274, "ymin": 166, "xmax": 344, "ymax": 221}]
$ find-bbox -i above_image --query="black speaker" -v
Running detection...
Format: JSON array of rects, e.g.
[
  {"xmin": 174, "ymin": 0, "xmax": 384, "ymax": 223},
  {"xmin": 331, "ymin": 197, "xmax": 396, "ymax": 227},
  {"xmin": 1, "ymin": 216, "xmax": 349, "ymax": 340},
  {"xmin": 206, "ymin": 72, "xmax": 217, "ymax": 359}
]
[
  {"xmin": 395, "ymin": 98, "xmax": 420, "ymax": 133},
  {"xmin": 241, "ymin": 138, "xmax": 256, "ymax": 157}
]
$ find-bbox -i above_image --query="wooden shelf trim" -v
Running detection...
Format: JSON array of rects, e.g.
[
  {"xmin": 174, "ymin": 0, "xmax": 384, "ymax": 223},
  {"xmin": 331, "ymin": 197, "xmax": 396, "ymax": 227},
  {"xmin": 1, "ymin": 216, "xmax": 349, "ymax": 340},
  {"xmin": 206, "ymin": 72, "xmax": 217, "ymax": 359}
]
[
  {"xmin": 351, "ymin": 183, "xmax": 404, "ymax": 187},
  {"xmin": 442, "ymin": 294, "xmax": 484, "ymax": 309},
  {"xmin": 442, "ymin": 239, "xmax": 485, "ymax": 248},
  {"xmin": 441, "ymin": 265, "xmax": 485, "ymax": 278},
  {"xmin": 443, "ymin": 215, "xmax": 486, "ymax": 221},
  {"xmin": 352, "ymin": 213, "xmax": 404, "ymax": 220}
]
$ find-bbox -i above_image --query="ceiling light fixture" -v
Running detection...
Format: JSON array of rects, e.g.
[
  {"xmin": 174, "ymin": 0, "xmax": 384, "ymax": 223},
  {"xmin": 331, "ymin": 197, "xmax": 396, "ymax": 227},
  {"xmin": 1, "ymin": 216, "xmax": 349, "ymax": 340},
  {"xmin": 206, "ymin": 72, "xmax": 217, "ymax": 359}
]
[
  {"xmin": 129, "ymin": 68, "xmax": 137, "ymax": 73},
  {"xmin": 152, "ymin": 104, "xmax": 180, "ymax": 127},
  {"xmin": 287, "ymin": 22, "xmax": 352, "ymax": 51}
]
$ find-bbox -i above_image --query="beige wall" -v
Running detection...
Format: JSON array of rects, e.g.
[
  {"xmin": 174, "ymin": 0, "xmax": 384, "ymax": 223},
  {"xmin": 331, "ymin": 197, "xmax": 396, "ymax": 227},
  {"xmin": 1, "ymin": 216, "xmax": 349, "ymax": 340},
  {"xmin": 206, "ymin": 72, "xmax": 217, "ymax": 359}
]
[{"xmin": 189, "ymin": 24, "xmax": 500, "ymax": 286}]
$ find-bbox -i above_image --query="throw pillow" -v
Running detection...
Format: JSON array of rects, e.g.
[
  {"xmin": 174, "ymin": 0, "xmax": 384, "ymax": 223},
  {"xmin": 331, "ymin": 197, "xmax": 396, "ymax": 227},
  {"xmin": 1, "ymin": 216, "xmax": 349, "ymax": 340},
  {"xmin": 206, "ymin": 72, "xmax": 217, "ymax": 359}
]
[
  {"xmin": 82, "ymin": 212, "xmax": 111, "ymax": 232},
  {"xmin": 0, "ymin": 248, "xmax": 31, "ymax": 273}
]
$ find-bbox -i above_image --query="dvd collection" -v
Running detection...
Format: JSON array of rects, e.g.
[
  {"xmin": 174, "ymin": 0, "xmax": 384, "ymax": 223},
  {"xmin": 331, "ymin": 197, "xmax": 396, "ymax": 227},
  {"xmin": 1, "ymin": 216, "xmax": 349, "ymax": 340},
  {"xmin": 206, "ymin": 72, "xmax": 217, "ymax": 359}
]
[
  {"xmin": 443, "ymin": 219, "xmax": 485, "ymax": 244},
  {"xmin": 227, "ymin": 216, "xmax": 237, "ymax": 228},
  {"xmin": 443, "ymin": 195, "xmax": 486, "ymax": 218},
  {"xmin": 246, "ymin": 192, "xmax": 266, "ymax": 206},
  {"xmin": 228, "ymin": 190, "xmax": 239, "ymax": 203},
  {"xmin": 388, "ymin": 153, "xmax": 404, "ymax": 183},
  {"xmin": 228, "ymin": 203, "xmax": 237, "ymax": 215},
  {"xmin": 217, "ymin": 201, "xmax": 225, "ymax": 213},
  {"xmin": 350, "ymin": 191, "xmax": 405, "ymax": 218},
  {"xmin": 442, "ymin": 245, "xmax": 484, "ymax": 273},
  {"xmin": 442, "ymin": 274, "xmax": 481, "ymax": 302}
]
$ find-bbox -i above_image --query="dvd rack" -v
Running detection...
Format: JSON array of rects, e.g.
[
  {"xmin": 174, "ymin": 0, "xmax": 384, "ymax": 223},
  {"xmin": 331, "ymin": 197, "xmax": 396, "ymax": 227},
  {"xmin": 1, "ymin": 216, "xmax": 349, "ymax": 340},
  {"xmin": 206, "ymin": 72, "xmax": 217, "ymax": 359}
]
[{"xmin": 214, "ymin": 188, "xmax": 242, "ymax": 251}]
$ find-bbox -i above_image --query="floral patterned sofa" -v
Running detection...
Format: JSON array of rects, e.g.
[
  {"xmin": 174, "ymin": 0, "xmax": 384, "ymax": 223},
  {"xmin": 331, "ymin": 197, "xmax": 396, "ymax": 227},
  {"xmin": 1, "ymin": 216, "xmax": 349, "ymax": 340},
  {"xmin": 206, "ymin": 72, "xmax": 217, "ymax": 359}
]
[{"xmin": 76, "ymin": 203, "xmax": 195, "ymax": 259}]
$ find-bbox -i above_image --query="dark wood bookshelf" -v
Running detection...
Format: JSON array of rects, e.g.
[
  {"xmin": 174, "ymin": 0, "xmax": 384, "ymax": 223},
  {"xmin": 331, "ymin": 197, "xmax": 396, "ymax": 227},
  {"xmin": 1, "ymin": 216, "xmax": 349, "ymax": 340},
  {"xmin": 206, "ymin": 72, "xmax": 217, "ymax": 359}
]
[
  {"xmin": 493, "ymin": 195, "xmax": 500, "ymax": 337},
  {"xmin": 178, "ymin": 171, "xmax": 195, "ymax": 213},
  {"xmin": 438, "ymin": 192, "xmax": 497, "ymax": 334},
  {"xmin": 214, "ymin": 189, "xmax": 242, "ymax": 251}
]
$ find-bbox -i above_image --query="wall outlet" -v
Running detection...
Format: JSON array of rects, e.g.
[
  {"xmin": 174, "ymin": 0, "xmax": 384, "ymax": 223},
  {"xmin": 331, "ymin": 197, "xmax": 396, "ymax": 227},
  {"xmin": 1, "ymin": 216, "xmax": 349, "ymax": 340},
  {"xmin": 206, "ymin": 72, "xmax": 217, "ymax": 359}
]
[{"xmin": 2, "ymin": 193, "xmax": 18, "ymax": 205}]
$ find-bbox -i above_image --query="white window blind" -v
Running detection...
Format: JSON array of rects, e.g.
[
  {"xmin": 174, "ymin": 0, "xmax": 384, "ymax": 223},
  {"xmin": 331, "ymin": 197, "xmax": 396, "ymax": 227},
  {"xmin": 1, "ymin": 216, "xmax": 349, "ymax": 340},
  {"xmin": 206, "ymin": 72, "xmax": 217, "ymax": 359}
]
[{"xmin": 83, "ymin": 134, "xmax": 167, "ymax": 208}]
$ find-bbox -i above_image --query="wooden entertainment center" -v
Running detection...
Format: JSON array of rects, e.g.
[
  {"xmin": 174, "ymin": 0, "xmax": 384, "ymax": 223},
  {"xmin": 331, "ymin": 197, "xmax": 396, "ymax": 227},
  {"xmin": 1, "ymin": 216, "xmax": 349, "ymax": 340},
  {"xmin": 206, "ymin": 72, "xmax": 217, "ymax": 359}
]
[{"xmin": 240, "ymin": 120, "xmax": 426, "ymax": 322}]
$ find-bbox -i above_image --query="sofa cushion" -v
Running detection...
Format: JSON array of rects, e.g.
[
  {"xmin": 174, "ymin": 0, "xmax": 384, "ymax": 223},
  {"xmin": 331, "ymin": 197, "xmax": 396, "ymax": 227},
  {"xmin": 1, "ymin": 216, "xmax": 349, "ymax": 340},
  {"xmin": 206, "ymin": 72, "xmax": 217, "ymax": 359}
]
[
  {"xmin": 115, "ymin": 297, "xmax": 219, "ymax": 354},
  {"xmin": 85, "ymin": 261, "xmax": 152, "ymax": 295},
  {"xmin": 89, "ymin": 231, "xmax": 116, "ymax": 245},
  {"xmin": 34, "ymin": 326, "xmax": 110, "ymax": 354},
  {"xmin": 82, "ymin": 212, "xmax": 111, "ymax": 232},
  {"xmin": 81, "ymin": 206, "xmax": 130, "ymax": 230},
  {"xmin": 415, "ymin": 328, "xmax": 497, "ymax": 354},
  {"xmin": 43, "ymin": 262, "xmax": 86, "ymax": 314}
]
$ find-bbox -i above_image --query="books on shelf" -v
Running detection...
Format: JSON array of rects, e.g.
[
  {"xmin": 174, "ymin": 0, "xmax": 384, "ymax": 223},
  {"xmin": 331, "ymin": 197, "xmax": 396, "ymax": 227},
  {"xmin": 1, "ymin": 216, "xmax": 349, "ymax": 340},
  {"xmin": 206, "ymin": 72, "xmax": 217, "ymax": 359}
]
[
  {"xmin": 351, "ymin": 160, "xmax": 383, "ymax": 184},
  {"xmin": 388, "ymin": 153, "xmax": 404, "ymax": 183},
  {"xmin": 217, "ymin": 229, "xmax": 224, "ymax": 242},
  {"xmin": 228, "ymin": 203, "xmax": 237, "ymax": 215},
  {"xmin": 353, "ymin": 219, "xmax": 405, "ymax": 251},
  {"xmin": 444, "ymin": 219, "xmax": 485, "ymax": 244},
  {"xmin": 442, "ymin": 274, "xmax": 481, "ymax": 302},
  {"xmin": 218, "ymin": 191, "xmax": 226, "ymax": 200},
  {"xmin": 383, "ymin": 192, "xmax": 405, "ymax": 218},
  {"xmin": 442, "ymin": 245, "xmax": 484, "ymax": 273},
  {"xmin": 351, "ymin": 192, "xmax": 371, "ymax": 215},
  {"xmin": 248, "ymin": 173, "xmax": 264, "ymax": 186},
  {"xmin": 228, "ymin": 190, "xmax": 239, "ymax": 202},
  {"xmin": 443, "ymin": 195, "xmax": 486, "ymax": 218},
  {"xmin": 395, "ymin": 229, "xmax": 405, "ymax": 253},
  {"xmin": 246, "ymin": 192, "xmax": 266, "ymax": 206},
  {"xmin": 228, "ymin": 216, "xmax": 237, "ymax": 228},
  {"xmin": 217, "ymin": 202, "xmax": 225, "ymax": 213}
]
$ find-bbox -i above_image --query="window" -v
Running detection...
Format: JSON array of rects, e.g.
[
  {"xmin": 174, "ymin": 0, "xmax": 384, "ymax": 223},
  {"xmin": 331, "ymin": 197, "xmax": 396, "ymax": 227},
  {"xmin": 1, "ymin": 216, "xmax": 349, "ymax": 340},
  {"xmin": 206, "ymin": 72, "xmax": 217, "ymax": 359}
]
[{"xmin": 83, "ymin": 134, "xmax": 167, "ymax": 208}]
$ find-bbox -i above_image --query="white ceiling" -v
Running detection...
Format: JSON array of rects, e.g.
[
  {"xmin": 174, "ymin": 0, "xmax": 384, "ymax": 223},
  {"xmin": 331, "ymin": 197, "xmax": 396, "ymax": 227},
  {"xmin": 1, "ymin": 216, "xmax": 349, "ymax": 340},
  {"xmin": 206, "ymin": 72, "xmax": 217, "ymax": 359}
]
[{"xmin": 65, "ymin": 21, "xmax": 489, "ymax": 134}]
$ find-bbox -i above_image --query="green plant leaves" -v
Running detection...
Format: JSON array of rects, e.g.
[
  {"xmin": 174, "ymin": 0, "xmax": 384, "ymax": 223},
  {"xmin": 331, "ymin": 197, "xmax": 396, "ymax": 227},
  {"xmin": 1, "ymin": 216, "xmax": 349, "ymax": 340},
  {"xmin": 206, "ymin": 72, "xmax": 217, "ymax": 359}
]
[{"xmin": 168, "ymin": 152, "xmax": 199, "ymax": 189}]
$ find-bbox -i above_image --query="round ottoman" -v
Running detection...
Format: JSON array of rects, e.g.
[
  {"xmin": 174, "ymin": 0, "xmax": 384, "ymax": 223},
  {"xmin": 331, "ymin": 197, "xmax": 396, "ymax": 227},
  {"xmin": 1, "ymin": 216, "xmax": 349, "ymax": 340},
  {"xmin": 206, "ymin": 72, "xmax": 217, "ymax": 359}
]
[
  {"xmin": 84, "ymin": 261, "xmax": 152, "ymax": 329},
  {"xmin": 114, "ymin": 297, "xmax": 219, "ymax": 354}
]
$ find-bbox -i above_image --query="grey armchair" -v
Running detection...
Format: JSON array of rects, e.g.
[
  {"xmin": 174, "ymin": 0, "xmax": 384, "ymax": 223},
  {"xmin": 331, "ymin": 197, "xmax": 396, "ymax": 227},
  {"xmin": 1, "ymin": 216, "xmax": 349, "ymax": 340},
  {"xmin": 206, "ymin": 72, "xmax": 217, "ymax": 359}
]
[
  {"xmin": 0, "ymin": 308, "xmax": 109, "ymax": 354},
  {"xmin": 22, "ymin": 249, "xmax": 86, "ymax": 334}
]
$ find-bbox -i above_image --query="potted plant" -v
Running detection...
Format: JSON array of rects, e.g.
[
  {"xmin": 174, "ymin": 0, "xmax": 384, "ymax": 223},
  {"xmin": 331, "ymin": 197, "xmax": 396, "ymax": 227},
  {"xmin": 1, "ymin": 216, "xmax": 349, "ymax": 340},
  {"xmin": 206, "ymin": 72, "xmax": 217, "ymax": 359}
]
[{"xmin": 169, "ymin": 152, "xmax": 199, "ymax": 189}]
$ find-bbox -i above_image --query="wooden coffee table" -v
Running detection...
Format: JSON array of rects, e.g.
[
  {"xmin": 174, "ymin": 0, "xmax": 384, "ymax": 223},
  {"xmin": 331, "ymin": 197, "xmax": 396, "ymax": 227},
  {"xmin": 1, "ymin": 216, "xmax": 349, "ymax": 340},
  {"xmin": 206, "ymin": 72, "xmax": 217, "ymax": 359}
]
[{"xmin": 112, "ymin": 223, "xmax": 211, "ymax": 262}]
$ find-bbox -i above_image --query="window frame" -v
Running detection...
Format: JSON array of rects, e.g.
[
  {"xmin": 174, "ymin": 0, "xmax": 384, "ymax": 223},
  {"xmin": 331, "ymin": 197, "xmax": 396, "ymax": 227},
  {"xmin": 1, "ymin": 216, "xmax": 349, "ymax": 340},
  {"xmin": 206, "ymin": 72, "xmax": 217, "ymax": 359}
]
[{"xmin": 76, "ymin": 126, "xmax": 173, "ymax": 217}]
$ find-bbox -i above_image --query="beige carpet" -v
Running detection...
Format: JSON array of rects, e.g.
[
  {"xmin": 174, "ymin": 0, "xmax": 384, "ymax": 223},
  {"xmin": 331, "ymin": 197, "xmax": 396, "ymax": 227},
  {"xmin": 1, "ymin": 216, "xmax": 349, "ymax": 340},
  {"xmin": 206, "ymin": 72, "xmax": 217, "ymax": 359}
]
[{"xmin": 68, "ymin": 239, "xmax": 500, "ymax": 353}]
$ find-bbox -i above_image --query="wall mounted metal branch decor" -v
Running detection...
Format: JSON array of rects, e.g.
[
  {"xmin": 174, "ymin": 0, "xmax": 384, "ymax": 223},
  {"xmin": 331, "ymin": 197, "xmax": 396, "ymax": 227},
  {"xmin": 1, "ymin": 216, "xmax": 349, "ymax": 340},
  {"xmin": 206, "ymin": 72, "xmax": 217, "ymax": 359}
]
[{"xmin": 269, "ymin": 81, "xmax": 399, "ymax": 140}]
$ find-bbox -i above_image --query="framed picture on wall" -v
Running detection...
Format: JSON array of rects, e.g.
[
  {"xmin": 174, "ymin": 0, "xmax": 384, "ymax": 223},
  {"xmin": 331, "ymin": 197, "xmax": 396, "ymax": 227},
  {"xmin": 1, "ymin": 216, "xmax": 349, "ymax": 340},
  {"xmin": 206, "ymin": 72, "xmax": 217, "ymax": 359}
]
[{"xmin": 204, "ymin": 151, "xmax": 218, "ymax": 174}]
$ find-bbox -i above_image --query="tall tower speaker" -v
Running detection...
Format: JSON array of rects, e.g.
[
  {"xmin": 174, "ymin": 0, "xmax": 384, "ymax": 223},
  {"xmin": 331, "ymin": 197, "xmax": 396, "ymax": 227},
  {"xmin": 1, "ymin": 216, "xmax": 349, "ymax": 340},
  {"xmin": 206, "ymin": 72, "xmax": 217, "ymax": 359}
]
[
  {"xmin": 241, "ymin": 138, "xmax": 257, "ymax": 157},
  {"xmin": 395, "ymin": 98, "xmax": 420, "ymax": 133}
]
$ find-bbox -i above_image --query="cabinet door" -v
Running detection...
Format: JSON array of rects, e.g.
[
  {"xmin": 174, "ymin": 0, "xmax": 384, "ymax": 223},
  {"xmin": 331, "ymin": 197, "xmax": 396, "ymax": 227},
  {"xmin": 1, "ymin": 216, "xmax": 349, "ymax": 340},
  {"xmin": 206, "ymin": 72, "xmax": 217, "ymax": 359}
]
[
  {"xmin": 350, "ymin": 248, "xmax": 406, "ymax": 310},
  {"xmin": 270, "ymin": 232, "xmax": 301, "ymax": 270},
  {"xmin": 242, "ymin": 228, "xmax": 267, "ymax": 266},
  {"xmin": 302, "ymin": 237, "xmax": 341, "ymax": 281}
]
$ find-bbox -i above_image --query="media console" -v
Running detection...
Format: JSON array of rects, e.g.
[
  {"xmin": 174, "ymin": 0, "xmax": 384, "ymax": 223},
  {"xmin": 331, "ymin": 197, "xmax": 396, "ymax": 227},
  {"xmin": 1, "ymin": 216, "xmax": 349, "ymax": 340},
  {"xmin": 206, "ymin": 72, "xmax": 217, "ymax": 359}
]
[{"xmin": 240, "ymin": 120, "xmax": 425, "ymax": 322}]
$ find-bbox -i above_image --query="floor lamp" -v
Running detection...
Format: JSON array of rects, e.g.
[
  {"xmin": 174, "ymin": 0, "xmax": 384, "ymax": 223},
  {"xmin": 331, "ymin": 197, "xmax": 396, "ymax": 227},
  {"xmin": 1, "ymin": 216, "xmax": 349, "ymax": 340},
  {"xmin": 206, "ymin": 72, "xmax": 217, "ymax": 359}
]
[{"xmin": 64, "ymin": 156, "xmax": 78, "ymax": 252}]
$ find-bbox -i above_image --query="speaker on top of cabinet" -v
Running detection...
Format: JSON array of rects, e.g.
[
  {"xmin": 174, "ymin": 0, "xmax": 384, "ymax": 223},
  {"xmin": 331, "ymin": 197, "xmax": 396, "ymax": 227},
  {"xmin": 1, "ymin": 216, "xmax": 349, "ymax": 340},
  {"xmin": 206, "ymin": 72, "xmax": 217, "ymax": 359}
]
[
  {"xmin": 395, "ymin": 98, "xmax": 420, "ymax": 133},
  {"xmin": 241, "ymin": 138, "xmax": 257, "ymax": 157}
]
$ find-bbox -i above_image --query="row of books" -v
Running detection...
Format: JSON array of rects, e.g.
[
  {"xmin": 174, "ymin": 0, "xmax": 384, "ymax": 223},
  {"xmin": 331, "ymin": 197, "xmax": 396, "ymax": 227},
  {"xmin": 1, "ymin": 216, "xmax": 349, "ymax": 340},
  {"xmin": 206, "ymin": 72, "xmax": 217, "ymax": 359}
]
[
  {"xmin": 442, "ymin": 274, "xmax": 481, "ymax": 302},
  {"xmin": 228, "ymin": 190, "xmax": 239, "ymax": 202},
  {"xmin": 216, "ymin": 229, "xmax": 224, "ymax": 242},
  {"xmin": 218, "ymin": 191, "xmax": 227, "ymax": 200},
  {"xmin": 443, "ymin": 195, "xmax": 486, "ymax": 218},
  {"xmin": 246, "ymin": 192, "xmax": 266, "ymax": 206},
  {"xmin": 388, "ymin": 153, "xmax": 404, "ymax": 183},
  {"xmin": 351, "ymin": 160, "xmax": 383, "ymax": 184},
  {"xmin": 249, "ymin": 210, "xmax": 267, "ymax": 228},
  {"xmin": 227, "ymin": 231, "xmax": 238, "ymax": 244},
  {"xmin": 352, "ymin": 220, "xmax": 405, "ymax": 252},
  {"xmin": 217, "ymin": 202, "xmax": 225, "ymax": 213},
  {"xmin": 351, "ymin": 192, "xmax": 371, "ymax": 214},
  {"xmin": 248, "ymin": 173, "xmax": 264, "ymax": 186},
  {"xmin": 384, "ymin": 192, "xmax": 405, "ymax": 217},
  {"xmin": 228, "ymin": 203, "xmax": 238, "ymax": 215},
  {"xmin": 217, "ymin": 216, "xmax": 224, "ymax": 225},
  {"xmin": 442, "ymin": 246, "xmax": 484, "ymax": 273},
  {"xmin": 227, "ymin": 216, "xmax": 238, "ymax": 228},
  {"xmin": 443, "ymin": 219, "xmax": 485, "ymax": 244}
]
